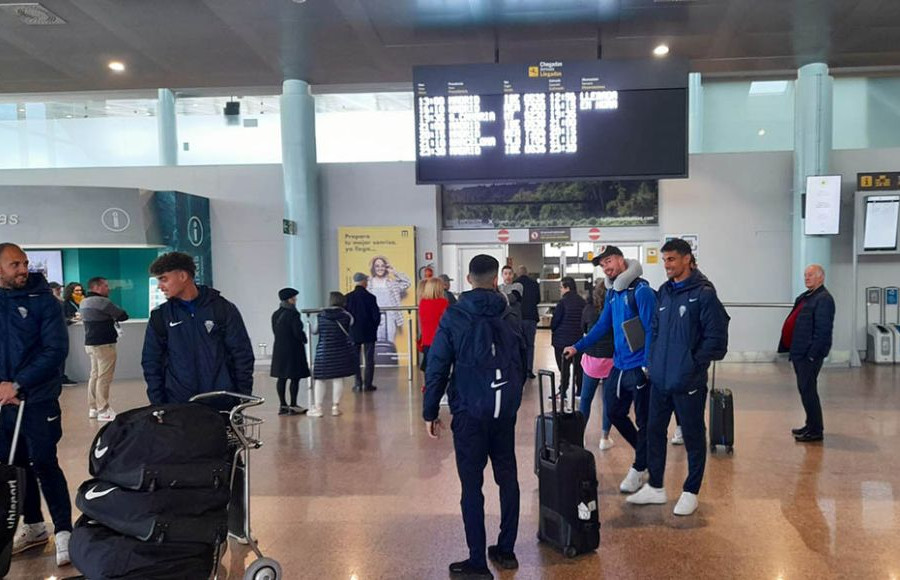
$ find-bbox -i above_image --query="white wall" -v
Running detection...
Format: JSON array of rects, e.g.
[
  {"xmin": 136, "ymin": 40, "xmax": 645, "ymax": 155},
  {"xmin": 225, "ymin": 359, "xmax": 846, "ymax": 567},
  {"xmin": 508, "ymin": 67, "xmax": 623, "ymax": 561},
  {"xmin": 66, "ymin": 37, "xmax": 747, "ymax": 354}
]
[{"xmin": 0, "ymin": 165, "xmax": 285, "ymax": 357}]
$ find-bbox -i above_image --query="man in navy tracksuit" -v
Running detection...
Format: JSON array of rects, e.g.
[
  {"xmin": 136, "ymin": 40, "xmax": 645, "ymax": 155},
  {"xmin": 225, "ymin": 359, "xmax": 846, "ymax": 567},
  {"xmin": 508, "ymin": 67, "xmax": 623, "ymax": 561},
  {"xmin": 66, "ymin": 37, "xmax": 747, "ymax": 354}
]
[
  {"xmin": 141, "ymin": 252, "xmax": 255, "ymax": 405},
  {"xmin": 424, "ymin": 255, "xmax": 526, "ymax": 580},
  {"xmin": 141, "ymin": 251, "xmax": 255, "ymax": 542},
  {"xmin": 627, "ymin": 239, "xmax": 729, "ymax": 516},
  {"xmin": 565, "ymin": 246, "xmax": 656, "ymax": 495},
  {"xmin": 0, "ymin": 243, "xmax": 73, "ymax": 566}
]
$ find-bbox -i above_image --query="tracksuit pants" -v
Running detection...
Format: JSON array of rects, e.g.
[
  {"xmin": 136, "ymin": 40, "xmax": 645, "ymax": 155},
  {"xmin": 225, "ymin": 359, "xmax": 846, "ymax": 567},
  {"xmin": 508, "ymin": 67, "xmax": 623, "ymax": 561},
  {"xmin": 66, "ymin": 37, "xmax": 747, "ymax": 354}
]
[
  {"xmin": 0, "ymin": 400, "xmax": 73, "ymax": 533},
  {"xmin": 451, "ymin": 413, "xmax": 519, "ymax": 568},
  {"xmin": 603, "ymin": 367, "xmax": 650, "ymax": 472},
  {"xmin": 647, "ymin": 385, "xmax": 708, "ymax": 494}
]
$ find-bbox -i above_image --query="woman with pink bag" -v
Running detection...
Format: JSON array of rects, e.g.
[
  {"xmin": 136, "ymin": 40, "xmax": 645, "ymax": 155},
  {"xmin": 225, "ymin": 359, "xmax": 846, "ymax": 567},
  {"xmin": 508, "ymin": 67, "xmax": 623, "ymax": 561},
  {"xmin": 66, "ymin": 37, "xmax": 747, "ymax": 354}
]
[{"xmin": 580, "ymin": 282, "xmax": 615, "ymax": 450}]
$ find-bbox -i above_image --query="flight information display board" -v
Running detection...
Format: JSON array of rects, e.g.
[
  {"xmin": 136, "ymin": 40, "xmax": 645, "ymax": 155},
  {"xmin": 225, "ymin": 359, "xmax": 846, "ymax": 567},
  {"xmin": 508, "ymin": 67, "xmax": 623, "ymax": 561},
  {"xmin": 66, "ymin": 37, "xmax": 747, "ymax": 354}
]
[{"xmin": 414, "ymin": 59, "xmax": 689, "ymax": 184}]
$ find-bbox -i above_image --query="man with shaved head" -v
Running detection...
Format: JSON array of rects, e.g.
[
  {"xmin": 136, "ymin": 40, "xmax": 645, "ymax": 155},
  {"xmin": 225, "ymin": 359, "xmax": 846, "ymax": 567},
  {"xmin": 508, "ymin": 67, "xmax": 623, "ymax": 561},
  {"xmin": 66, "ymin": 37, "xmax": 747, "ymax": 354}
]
[{"xmin": 778, "ymin": 264, "xmax": 835, "ymax": 442}]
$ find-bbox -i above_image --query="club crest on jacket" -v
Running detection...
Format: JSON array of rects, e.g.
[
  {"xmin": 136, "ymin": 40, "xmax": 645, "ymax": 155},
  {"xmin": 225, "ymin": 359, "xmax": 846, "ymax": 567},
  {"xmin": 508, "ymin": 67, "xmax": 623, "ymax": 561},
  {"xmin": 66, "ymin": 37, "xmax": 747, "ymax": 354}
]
[{"xmin": 205, "ymin": 320, "xmax": 215, "ymax": 333}]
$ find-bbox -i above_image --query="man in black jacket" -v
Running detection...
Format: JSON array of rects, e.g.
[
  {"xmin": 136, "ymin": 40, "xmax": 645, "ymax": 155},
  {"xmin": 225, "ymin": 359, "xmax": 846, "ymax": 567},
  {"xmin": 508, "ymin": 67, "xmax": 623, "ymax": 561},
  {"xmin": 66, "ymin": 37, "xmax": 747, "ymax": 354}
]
[
  {"xmin": 80, "ymin": 277, "xmax": 129, "ymax": 422},
  {"xmin": 551, "ymin": 277, "xmax": 586, "ymax": 400},
  {"xmin": 514, "ymin": 266, "xmax": 540, "ymax": 379},
  {"xmin": 344, "ymin": 273, "xmax": 381, "ymax": 392},
  {"xmin": 0, "ymin": 243, "xmax": 73, "ymax": 566},
  {"xmin": 778, "ymin": 264, "xmax": 835, "ymax": 442}
]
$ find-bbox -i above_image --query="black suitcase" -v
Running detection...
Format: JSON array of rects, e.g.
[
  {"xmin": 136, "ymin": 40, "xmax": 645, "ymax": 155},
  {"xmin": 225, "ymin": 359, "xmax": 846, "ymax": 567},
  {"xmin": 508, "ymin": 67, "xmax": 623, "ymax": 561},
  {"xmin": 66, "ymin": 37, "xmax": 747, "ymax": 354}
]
[
  {"xmin": 536, "ymin": 369, "xmax": 600, "ymax": 558},
  {"xmin": 534, "ymin": 368, "xmax": 585, "ymax": 476},
  {"xmin": 708, "ymin": 362, "xmax": 734, "ymax": 454},
  {"xmin": 90, "ymin": 404, "xmax": 229, "ymax": 489},
  {"xmin": 75, "ymin": 479, "xmax": 229, "ymax": 544},
  {"xmin": 70, "ymin": 516, "xmax": 216, "ymax": 580},
  {"xmin": 0, "ymin": 402, "xmax": 27, "ymax": 577}
]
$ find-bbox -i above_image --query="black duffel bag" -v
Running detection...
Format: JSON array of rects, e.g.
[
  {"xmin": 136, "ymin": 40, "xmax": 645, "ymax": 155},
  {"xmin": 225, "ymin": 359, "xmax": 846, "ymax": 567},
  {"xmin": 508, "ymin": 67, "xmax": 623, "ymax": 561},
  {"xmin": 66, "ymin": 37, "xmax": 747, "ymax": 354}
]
[
  {"xmin": 70, "ymin": 515, "xmax": 216, "ymax": 580},
  {"xmin": 89, "ymin": 403, "xmax": 229, "ymax": 490},
  {"xmin": 76, "ymin": 479, "xmax": 229, "ymax": 544}
]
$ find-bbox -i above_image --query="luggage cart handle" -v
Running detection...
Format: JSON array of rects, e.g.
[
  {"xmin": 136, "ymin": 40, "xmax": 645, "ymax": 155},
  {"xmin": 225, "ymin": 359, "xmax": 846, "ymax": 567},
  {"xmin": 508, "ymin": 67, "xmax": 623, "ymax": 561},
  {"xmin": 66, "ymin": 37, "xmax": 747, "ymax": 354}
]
[{"xmin": 188, "ymin": 391, "xmax": 266, "ymax": 437}]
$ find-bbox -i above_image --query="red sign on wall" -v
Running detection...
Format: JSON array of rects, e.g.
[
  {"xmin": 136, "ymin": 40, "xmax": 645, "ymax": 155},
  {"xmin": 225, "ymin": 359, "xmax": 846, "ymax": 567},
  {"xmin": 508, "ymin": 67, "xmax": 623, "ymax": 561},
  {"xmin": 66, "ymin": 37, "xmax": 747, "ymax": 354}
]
[
  {"xmin": 498, "ymin": 229, "xmax": 510, "ymax": 243},
  {"xmin": 588, "ymin": 227, "xmax": 601, "ymax": 241}
]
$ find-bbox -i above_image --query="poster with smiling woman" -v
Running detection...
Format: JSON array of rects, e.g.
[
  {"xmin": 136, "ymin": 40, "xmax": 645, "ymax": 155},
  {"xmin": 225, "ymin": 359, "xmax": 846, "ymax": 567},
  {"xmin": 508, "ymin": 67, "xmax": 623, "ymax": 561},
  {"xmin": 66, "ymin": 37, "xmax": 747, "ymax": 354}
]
[{"xmin": 338, "ymin": 226, "xmax": 417, "ymax": 367}]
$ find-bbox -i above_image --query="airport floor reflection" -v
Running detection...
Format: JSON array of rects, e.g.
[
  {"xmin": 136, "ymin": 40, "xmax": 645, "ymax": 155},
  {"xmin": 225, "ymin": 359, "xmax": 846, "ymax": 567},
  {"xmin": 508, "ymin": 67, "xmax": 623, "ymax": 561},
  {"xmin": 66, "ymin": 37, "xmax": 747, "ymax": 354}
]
[{"xmin": 11, "ymin": 333, "xmax": 900, "ymax": 579}]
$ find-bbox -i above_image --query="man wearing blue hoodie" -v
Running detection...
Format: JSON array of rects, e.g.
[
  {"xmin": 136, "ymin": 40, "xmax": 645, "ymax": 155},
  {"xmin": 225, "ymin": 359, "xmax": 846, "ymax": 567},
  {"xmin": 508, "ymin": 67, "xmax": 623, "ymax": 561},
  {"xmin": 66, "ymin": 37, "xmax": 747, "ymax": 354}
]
[
  {"xmin": 564, "ymin": 245, "xmax": 656, "ymax": 495},
  {"xmin": 424, "ymin": 255, "xmax": 527, "ymax": 580},
  {"xmin": 627, "ymin": 239, "xmax": 729, "ymax": 516}
]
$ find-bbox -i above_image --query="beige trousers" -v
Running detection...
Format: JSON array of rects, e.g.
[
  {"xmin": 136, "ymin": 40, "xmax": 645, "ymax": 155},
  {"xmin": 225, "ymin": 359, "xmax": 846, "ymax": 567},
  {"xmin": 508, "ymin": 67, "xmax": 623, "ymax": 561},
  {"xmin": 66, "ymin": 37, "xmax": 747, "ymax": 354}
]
[{"xmin": 85, "ymin": 344, "xmax": 117, "ymax": 412}]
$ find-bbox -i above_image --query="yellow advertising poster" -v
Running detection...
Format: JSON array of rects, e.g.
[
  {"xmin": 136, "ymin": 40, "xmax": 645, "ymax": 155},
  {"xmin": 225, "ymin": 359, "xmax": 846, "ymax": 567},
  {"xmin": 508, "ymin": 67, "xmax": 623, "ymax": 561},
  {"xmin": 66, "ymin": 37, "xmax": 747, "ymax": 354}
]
[{"xmin": 338, "ymin": 226, "xmax": 417, "ymax": 367}]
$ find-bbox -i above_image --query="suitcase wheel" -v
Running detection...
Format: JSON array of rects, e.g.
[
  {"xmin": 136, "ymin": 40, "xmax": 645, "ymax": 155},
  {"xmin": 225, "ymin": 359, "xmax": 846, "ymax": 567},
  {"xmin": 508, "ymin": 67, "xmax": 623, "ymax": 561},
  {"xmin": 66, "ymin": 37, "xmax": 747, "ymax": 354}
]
[
  {"xmin": 243, "ymin": 557, "xmax": 282, "ymax": 580},
  {"xmin": 564, "ymin": 546, "xmax": 578, "ymax": 559}
]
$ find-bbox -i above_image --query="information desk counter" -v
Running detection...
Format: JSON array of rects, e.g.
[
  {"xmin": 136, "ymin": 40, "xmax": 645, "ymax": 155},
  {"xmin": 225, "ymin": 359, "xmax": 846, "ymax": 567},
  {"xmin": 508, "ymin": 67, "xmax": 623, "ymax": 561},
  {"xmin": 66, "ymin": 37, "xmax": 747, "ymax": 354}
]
[{"xmin": 65, "ymin": 319, "xmax": 149, "ymax": 382}]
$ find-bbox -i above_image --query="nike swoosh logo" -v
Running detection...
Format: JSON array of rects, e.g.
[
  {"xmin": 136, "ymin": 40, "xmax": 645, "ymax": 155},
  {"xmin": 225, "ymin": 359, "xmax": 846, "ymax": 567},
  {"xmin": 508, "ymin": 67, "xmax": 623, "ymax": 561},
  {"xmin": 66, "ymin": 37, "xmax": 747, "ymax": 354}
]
[
  {"xmin": 490, "ymin": 380, "xmax": 508, "ymax": 389},
  {"xmin": 659, "ymin": 307, "xmax": 666, "ymax": 311},
  {"xmin": 46, "ymin": 415, "xmax": 59, "ymax": 422},
  {"xmin": 84, "ymin": 486, "xmax": 116, "ymax": 500},
  {"xmin": 689, "ymin": 298, "xmax": 699, "ymax": 303},
  {"xmin": 688, "ymin": 389, "xmax": 698, "ymax": 395},
  {"xmin": 94, "ymin": 443, "xmax": 109, "ymax": 459},
  {"xmin": 636, "ymin": 383, "xmax": 646, "ymax": 390},
  {"xmin": 168, "ymin": 321, "xmax": 183, "ymax": 327}
]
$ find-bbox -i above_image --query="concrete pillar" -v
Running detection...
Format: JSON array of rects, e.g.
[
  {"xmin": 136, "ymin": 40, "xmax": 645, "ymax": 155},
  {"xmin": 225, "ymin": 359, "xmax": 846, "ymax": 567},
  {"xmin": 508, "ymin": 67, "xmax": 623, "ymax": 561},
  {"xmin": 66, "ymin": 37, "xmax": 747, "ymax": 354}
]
[{"xmin": 157, "ymin": 89, "xmax": 178, "ymax": 166}]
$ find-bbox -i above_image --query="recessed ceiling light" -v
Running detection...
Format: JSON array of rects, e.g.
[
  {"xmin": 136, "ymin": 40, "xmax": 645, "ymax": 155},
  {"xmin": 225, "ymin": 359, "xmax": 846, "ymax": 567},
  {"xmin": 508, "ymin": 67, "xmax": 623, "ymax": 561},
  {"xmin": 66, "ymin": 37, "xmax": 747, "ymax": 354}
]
[
  {"xmin": 653, "ymin": 44, "xmax": 669, "ymax": 57},
  {"xmin": 758, "ymin": 129, "xmax": 766, "ymax": 136},
  {"xmin": 65, "ymin": 114, "xmax": 72, "ymax": 118},
  {"xmin": 108, "ymin": 61, "xmax": 125, "ymax": 73}
]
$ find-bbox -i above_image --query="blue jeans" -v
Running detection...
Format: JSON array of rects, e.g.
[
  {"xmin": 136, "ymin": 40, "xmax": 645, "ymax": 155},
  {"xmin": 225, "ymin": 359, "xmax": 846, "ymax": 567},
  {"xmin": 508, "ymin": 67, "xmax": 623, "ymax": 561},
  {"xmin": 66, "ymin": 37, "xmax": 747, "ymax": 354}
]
[{"xmin": 578, "ymin": 374, "xmax": 611, "ymax": 434}]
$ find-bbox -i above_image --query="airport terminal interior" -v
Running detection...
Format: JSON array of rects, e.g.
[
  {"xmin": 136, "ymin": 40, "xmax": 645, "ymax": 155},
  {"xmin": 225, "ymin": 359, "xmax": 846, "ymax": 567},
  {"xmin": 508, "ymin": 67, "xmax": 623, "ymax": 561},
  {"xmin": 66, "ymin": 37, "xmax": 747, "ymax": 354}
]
[{"xmin": 1, "ymin": 1, "xmax": 900, "ymax": 579}]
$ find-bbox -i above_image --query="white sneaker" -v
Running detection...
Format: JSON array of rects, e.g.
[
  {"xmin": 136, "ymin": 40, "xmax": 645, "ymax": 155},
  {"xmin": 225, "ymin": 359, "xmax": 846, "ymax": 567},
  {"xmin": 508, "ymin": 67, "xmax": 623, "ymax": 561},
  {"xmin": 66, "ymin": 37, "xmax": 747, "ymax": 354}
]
[
  {"xmin": 619, "ymin": 468, "xmax": 647, "ymax": 494},
  {"xmin": 307, "ymin": 407, "xmax": 323, "ymax": 418},
  {"xmin": 673, "ymin": 492, "xmax": 699, "ymax": 516},
  {"xmin": 88, "ymin": 408, "xmax": 98, "ymax": 419},
  {"xmin": 55, "ymin": 531, "xmax": 71, "ymax": 566},
  {"xmin": 97, "ymin": 409, "xmax": 116, "ymax": 422},
  {"xmin": 331, "ymin": 405, "xmax": 342, "ymax": 417},
  {"xmin": 626, "ymin": 483, "xmax": 668, "ymax": 505},
  {"xmin": 12, "ymin": 522, "xmax": 49, "ymax": 554},
  {"xmin": 671, "ymin": 426, "xmax": 684, "ymax": 445},
  {"xmin": 599, "ymin": 437, "xmax": 615, "ymax": 451}
]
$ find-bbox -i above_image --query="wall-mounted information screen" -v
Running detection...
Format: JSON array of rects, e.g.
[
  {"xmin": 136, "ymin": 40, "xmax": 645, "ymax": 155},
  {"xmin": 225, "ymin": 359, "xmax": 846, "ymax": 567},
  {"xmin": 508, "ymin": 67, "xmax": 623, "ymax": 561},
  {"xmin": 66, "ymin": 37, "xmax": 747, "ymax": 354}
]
[
  {"xmin": 413, "ymin": 59, "xmax": 689, "ymax": 184},
  {"xmin": 864, "ymin": 195, "xmax": 900, "ymax": 250}
]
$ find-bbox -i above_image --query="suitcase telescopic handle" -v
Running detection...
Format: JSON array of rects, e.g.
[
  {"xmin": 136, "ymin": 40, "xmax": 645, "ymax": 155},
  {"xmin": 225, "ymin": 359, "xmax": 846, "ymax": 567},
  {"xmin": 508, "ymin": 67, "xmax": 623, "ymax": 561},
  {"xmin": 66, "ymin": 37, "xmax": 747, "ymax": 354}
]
[
  {"xmin": 5, "ymin": 400, "xmax": 25, "ymax": 465},
  {"xmin": 538, "ymin": 370, "xmax": 559, "ymax": 458}
]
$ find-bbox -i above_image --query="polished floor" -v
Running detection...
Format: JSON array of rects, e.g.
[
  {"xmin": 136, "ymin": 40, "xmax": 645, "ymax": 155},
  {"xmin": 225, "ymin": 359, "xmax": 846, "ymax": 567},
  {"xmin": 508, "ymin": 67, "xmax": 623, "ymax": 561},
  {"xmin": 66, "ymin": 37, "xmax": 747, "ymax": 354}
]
[{"xmin": 11, "ymin": 331, "xmax": 900, "ymax": 579}]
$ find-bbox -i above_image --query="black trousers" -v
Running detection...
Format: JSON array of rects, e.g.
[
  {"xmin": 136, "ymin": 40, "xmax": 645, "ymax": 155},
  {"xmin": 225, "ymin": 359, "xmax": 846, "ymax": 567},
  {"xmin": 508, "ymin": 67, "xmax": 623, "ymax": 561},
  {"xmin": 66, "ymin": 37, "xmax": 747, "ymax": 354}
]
[
  {"xmin": 603, "ymin": 367, "xmax": 651, "ymax": 472},
  {"xmin": 452, "ymin": 413, "xmax": 519, "ymax": 569},
  {"xmin": 0, "ymin": 400, "xmax": 72, "ymax": 533},
  {"xmin": 354, "ymin": 342, "xmax": 376, "ymax": 388},
  {"xmin": 553, "ymin": 347, "xmax": 583, "ymax": 398},
  {"xmin": 793, "ymin": 357, "xmax": 824, "ymax": 435}
]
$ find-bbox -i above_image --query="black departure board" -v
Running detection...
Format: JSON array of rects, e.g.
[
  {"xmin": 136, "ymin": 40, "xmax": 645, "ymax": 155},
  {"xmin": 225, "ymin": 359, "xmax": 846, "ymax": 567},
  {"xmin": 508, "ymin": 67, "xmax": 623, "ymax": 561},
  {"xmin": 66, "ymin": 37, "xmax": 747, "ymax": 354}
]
[{"xmin": 414, "ymin": 59, "xmax": 689, "ymax": 184}]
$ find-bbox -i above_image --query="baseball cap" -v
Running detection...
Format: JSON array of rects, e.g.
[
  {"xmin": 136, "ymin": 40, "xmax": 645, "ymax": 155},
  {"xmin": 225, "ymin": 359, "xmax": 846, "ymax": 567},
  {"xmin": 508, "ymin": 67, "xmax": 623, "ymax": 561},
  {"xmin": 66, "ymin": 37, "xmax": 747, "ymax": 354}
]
[
  {"xmin": 352, "ymin": 272, "xmax": 368, "ymax": 283},
  {"xmin": 591, "ymin": 245, "xmax": 623, "ymax": 266},
  {"xmin": 439, "ymin": 274, "xmax": 453, "ymax": 283}
]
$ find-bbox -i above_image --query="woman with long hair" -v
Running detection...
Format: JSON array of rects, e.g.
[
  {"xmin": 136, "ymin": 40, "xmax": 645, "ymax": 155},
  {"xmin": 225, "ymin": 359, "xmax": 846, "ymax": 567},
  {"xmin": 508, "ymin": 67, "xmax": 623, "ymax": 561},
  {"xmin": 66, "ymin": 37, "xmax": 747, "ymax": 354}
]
[
  {"xmin": 62, "ymin": 282, "xmax": 84, "ymax": 322},
  {"xmin": 417, "ymin": 277, "xmax": 449, "ymax": 374},
  {"xmin": 580, "ymin": 282, "xmax": 615, "ymax": 450},
  {"xmin": 368, "ymin": 255, "xmax": 411, "ymax": 344}
]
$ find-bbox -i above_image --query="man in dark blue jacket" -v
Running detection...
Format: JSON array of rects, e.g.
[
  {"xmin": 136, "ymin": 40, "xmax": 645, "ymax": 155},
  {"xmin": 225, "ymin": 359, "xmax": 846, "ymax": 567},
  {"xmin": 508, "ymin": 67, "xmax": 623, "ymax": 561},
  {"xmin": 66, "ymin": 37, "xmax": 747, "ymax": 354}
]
[
  {"xmin": 141, "ymin": 252, "xmax": 255, "ymax": 405},
  {"xmin": 0, "ymin": 243, "xmax": 73, "ymax": 566},
  {"xmin": 627, "ymin": 239, "xmax": 729, "ymax": 516},
  {"xmin": 551, "ymin": 277, "xmax": 586, "ymax": 400},
  {"xmin": 344, "ymin": 272, "xmax": 381, "ymax": 392},
  {"xmin": 778, "ymin": 264, "xmax": 835, "ymax": 442},
  {"xmin": 424, "ymin": 255, "xmax": 526, "ymax": 580},
  {"xmin": 564, "ymin": 246, "xmax": 656, "ymax": 495},
  {"xmin": 513, "ymin": 266, "xmax": 540, "ymax": 379}
]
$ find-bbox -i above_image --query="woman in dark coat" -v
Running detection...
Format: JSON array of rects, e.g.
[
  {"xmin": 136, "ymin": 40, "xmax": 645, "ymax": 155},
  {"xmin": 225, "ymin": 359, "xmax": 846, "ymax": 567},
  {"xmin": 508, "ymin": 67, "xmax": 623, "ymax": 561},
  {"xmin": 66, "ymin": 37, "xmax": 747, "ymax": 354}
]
[
  {"xmin": 309, "ymin": 292, "xmax": 357, "ymax": 418},
  {"xmin": 271, "ymin": 288, "xmax": 311, "ymax": 416}
]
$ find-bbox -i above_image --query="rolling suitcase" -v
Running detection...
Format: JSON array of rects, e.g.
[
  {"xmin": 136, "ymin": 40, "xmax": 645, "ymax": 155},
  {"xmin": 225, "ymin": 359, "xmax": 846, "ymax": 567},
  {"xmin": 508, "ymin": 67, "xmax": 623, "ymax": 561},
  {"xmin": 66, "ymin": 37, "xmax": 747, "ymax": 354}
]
[
  {"xmin": 0, "ymin": 402, "xmax": 27, "ymax": 578},
  {"xmin": 534, "ymin": 367, "xmax": 586, "ymax": 476},
  {"xmin": 536, "ymin": 370, "xmax": 600, "ymax": 557},
  {"xmin": 708, "ymin": 361, "xmax": 734, "ymax": 454}
]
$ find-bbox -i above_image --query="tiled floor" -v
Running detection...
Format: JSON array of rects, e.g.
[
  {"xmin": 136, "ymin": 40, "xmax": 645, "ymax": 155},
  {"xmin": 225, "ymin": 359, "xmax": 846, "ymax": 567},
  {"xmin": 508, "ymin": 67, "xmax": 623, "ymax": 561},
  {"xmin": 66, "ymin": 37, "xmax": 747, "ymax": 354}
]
[{"xmin": 11, "ymin": 331, "xmax": 900, "ymax": 579}]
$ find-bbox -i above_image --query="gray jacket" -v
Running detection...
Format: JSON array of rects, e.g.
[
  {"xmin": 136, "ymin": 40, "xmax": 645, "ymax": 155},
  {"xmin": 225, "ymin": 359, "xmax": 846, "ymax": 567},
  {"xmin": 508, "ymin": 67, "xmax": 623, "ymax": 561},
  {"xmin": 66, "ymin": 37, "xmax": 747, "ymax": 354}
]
[{"xmin": 80, "ymin": 293, "xmax": 129, "ymax": 346}]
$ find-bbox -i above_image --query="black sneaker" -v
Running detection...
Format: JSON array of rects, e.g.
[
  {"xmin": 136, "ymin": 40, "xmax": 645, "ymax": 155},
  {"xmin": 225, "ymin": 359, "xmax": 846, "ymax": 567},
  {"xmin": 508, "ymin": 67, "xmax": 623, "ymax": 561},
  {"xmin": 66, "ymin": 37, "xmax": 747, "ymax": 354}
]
[
  {"xmin": 449, "ymin": 560, "xmax": 493, "ymax": 579},
  {"xmin": 278, "ymin": 406, "xmax": 290, "ymax": 416},
  {"xmin": 794, "ymin": 431, "xmax": 823, "ymax": 443},
  {"xmin": 791, "ymin": 426, "xmax": 808, "ymax": 436},
  {"xmin": 363, "ymin": 385, "xmax": 378, "ymax": 392},
  {"xmin": 527, "ymin": 372, "xmax": 537, "ymax": 380},
  {"xmin": 488, "ymin": 545, "xmax": 519, "ymax": 570}
]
